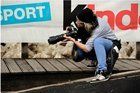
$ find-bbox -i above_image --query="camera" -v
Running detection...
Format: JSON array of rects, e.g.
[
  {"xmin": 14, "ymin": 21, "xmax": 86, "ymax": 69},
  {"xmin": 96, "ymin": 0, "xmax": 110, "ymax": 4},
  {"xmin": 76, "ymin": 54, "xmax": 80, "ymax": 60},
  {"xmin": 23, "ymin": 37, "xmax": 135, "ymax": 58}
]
[{"xmin": 48, "ymin": 26, "xmax": 78, "ymax": 44}]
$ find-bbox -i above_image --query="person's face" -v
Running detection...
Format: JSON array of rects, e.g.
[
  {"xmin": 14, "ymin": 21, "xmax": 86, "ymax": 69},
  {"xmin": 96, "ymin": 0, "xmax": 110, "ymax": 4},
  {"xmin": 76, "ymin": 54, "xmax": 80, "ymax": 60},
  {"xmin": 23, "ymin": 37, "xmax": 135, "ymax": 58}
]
[{"xmin": 75, "ymin": 17, "xmax": 84, "ymax": 28}]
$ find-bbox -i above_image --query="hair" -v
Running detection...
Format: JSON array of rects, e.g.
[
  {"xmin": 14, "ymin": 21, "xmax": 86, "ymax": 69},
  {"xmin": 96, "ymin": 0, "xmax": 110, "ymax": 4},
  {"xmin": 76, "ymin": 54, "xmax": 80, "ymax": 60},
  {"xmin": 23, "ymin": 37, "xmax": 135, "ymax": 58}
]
[
  {"xmin": 84, "ymin": 23, "xmax": 94, "ymax": 33},
  {"xmin": 77, "ymin": 8, "xmax": 99, "ymax": 30}
]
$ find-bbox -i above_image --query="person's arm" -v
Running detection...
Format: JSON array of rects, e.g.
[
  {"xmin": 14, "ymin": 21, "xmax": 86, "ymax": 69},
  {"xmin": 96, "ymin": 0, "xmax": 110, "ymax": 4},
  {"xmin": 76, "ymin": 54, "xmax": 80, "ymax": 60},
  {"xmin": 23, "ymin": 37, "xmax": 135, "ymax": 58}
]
[{"xmin": 63, "ymin": 34, "xmax": 88, "ymax": 52}]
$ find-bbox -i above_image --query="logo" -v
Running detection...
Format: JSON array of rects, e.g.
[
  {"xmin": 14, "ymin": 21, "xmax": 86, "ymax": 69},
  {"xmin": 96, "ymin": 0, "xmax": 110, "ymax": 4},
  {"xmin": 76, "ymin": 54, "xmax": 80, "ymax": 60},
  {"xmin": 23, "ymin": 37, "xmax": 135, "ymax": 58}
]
[
  {"xmin": 64, "ymin": 0, "xmax": 140, "ymax": 30},
  {"xmin": 1, "ymin": 2, "xmax": 51, "ymax": 25}
]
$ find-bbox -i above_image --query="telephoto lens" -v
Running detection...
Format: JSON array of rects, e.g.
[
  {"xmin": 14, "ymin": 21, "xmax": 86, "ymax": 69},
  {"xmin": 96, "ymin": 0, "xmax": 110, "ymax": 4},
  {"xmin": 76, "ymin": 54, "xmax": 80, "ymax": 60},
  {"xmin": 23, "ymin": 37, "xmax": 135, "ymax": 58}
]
[
  {"xmin": 48, "ymin": 34, "xmax": 65, "ymax": 44},
  {"xmin": 48, "ymin": 26, "xmax": 78, "ymax": 44}
]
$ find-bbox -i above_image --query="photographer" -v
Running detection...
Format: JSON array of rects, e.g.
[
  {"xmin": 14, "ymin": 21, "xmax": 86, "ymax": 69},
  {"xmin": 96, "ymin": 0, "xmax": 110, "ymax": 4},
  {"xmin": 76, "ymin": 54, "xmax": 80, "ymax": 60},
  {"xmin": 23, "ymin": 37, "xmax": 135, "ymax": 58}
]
[{"xmin": 64, "ymin": 8, "xmax": 119, "ymax": 81}]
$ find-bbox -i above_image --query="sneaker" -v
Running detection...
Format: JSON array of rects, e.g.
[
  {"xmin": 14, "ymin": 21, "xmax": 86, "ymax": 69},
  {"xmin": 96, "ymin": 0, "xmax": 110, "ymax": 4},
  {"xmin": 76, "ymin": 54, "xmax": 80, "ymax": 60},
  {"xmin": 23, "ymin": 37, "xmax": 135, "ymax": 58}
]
[
  {"xmin": 91, "ymin": 74, "xmax": 100, "ymax": 81},
  {"xmin": 91, "ymin": 70, "xmax": 110, "ymax": 81},
  {"xmin": 100, "ymin": 70, "xmax": 111, "ymax": 81},
  {"xmin": 98, "ymin": 74, "xmax": 110, "ymax": 81}
]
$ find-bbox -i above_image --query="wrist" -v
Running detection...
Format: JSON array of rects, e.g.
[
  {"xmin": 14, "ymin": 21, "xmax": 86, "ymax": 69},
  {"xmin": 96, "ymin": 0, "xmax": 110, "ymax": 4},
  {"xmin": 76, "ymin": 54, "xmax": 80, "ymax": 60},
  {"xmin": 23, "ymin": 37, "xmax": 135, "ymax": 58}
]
[{"xmin": 73, "ymin": 39, "xmax": 77, "ymax": 43}]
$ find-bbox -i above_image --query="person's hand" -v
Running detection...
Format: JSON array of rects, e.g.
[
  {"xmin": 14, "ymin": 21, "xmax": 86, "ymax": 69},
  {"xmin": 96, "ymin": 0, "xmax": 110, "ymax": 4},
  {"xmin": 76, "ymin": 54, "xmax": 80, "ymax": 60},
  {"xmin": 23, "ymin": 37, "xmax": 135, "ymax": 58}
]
[{"xmin": 63, "ymin": 34, "xmax": 75, "ymax": 42}]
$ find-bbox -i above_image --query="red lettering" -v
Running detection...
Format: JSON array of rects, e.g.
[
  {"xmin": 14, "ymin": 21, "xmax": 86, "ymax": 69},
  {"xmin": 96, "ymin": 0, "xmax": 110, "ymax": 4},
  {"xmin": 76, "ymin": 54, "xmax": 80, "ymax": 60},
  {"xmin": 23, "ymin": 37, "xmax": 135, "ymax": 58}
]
[
  {"xmin": 87, "ymin": 3, "xmax": 139, "ymax": 30},
  {"xmin": 139, "ymin": 16, "xmax": 140, "ymax": 26},
  {"xmin": 96, "ymin": 11, "xmax": 115, "ymax": 30},
  {"xmin": 116, "ymin": 4, "xmax": 138, "ymax": 30},
  {"xmin": 87, "ymin": 4, "xmax": 95, "ymax": 10}
]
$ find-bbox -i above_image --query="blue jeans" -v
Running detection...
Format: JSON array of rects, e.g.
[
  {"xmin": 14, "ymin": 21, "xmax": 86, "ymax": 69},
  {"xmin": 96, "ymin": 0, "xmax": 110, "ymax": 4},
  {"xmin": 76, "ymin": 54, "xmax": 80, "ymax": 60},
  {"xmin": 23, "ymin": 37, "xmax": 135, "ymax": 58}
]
[
  {"xmin": 94, "ymin": 38, "xmax": 113, "ymax": 71},
  {"xmin": 74, "ymin": 37, "xmax": 113, "ymax": 71}
]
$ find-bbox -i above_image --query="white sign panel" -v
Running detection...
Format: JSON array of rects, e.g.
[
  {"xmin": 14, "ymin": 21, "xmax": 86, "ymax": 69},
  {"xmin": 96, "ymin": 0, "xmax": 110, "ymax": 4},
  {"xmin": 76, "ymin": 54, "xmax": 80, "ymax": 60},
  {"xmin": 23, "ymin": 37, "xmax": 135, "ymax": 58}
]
[{"xmin": 1, "ymin": 0, "xmax": 140, "ymax": 42}]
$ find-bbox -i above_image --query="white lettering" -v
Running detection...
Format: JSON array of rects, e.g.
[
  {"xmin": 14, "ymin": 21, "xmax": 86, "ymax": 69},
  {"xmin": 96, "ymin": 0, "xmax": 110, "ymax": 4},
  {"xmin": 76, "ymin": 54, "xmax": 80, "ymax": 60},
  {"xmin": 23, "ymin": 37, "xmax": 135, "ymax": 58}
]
[
  {"xmin": 1, "ymin": 5, "xmax": 47, "ymax": 21},
  {"xmin": 3, "ymin": 9, "xmax": 13, "ymax": 21},
  {"xmin": 36, "ymin": 6, "xmax": 45, "ymax": 18},
  {"xmin": 26, "ymin": 7, "xmax": 36, "ymax": 19},
  {"xmin": 14, "ymin": 8, "xmax": 25, "ymax": 20}
]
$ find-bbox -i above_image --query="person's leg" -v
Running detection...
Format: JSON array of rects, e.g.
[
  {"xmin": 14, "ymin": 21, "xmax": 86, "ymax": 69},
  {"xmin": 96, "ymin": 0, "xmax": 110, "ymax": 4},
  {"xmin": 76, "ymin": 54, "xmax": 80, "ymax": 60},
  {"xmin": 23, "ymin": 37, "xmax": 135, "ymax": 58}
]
[
  {"xmin": 73, "ymin": 47, "xmax": 85, "ymax": 62},
  {"xmin": 93, "ymin": 38, "xmax": 113, "ymax": 72},
  {"xmin": 86, "ymin": 49, "xmax": 97, "ymax": 67},
  {"xmin": 87, "ymin": 49, "xmax": 97, "ymax": 61},
  {"xmin": 107, "ymin": 40, "xmax": 121, "ymax": 73},
  {"xmin": 91, "ymin": 38, "xmax": 113, "ymax": 81}
]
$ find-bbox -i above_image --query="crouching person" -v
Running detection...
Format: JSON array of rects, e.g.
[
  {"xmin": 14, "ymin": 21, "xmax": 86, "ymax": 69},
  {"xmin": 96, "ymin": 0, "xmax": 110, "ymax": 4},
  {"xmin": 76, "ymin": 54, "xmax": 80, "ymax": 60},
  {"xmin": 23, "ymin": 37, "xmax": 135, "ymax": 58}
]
[{"xmin": 64, "ymin": 8, "xmax": 121, "ymax": 81}]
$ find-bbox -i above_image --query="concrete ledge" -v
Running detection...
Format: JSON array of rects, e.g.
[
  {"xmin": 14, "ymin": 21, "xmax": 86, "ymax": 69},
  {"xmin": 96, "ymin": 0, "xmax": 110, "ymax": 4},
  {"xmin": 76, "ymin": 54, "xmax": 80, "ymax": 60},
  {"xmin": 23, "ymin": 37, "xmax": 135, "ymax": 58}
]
[{"xmin": 10, "ymin": 70, "xmax": 140, "ymax": 93}]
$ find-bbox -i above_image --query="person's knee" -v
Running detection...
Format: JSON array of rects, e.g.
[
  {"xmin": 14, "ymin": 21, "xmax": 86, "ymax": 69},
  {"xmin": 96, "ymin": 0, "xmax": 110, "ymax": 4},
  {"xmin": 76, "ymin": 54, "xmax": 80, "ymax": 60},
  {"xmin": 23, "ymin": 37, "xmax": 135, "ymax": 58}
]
[{"xmin": 93, "ymin": 38, "xmax": 103, "ymax": 47}]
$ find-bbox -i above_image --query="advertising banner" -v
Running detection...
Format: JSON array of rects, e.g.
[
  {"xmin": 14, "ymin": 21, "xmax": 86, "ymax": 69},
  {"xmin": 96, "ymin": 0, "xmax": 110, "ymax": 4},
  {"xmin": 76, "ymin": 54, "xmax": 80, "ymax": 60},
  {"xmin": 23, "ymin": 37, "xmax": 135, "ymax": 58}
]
[
  {"xmin": 1, "ymin": 0, "xmax": 140, "ymax": 42},
  {"xmin": 1, "ymin": 0, "xmax": 63, "ymax": 42}
]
